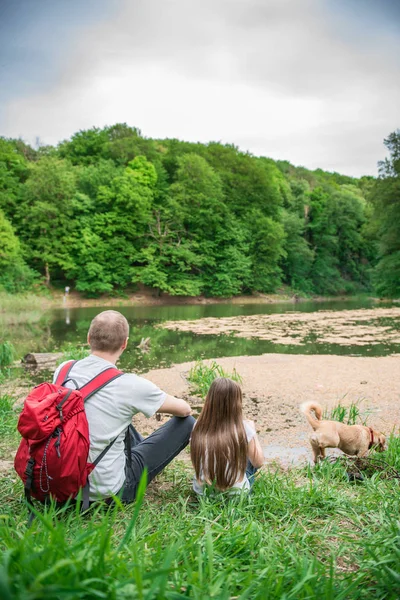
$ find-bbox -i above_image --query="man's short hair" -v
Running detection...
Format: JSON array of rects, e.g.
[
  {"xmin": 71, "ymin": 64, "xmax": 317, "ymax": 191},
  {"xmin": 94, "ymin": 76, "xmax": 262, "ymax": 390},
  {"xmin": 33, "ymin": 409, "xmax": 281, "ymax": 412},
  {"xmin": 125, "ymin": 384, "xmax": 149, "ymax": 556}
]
[{"xmin": 88, "ymin": 310, "xmax": 129, "ymax": 353}]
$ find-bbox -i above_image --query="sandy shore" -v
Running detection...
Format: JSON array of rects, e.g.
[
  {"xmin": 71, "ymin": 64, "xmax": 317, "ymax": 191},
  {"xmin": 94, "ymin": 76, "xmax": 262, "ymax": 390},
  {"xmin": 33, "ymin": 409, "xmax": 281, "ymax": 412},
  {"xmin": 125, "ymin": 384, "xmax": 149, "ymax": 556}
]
[
  {"xmin": 135, "ymin": 353, "xmax": 400, "ymax": 465},
  {"xmin": 3, "ymin": 353, "xmax": 399, "ymax": 472}
]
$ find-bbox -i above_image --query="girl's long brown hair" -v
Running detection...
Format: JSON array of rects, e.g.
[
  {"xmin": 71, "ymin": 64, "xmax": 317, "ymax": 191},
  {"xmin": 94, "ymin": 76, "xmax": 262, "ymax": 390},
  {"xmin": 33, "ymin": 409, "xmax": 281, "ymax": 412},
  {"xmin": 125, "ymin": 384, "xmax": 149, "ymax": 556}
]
[{"xmin": 190, "ymin": 377, "xmax": 248, "ymax": 491}]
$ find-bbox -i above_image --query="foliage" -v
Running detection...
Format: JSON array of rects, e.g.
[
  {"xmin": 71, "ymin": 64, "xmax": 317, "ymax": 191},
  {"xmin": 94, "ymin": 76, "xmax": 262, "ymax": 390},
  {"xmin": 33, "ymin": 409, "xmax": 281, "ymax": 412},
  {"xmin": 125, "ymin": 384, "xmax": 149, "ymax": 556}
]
[
  {"xmin": 187, "ymin": 360, "xmax": 243, "ymax": 398},
  {"xmin": 326, "ymin": 400, "xmax": 363, "ymax": 426},
  {"xmin": 58, "ymin": 342, "xmax": 90, "ymax": 363},
  {"xmin": 370, "ymin": 130, "xmax": 400, "ymax": 297},
  {"xmin": 281, "ymin": 210, "xmax": 314, "ymax": 293},
  {"xmin": 2, "ymin": 126, "xmax": 398, "ymax": 298},
  {"xmin": 0, "ymin": 210, "xmax": 37, "ymax": 293}
]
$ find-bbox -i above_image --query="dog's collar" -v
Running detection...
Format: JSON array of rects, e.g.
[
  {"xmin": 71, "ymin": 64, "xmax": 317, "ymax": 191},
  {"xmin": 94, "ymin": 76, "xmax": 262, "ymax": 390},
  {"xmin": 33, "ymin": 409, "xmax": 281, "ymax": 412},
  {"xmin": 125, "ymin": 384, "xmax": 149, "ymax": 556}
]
[{"xmin": 368, "ymin": 427, "xmax": 374, "ymax": 449}]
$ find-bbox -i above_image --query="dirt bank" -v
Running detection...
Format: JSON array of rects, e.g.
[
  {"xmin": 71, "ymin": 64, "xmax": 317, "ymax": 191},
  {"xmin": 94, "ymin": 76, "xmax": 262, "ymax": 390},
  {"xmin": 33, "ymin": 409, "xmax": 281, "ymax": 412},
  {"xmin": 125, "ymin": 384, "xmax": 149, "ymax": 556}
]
[
  {"xmin": 135, "ymin": 354, "xmax": 400, "ymax": 465},
  {"xmin": 32, "ymin": 288, "xmax": 374, "ymax": 309}
]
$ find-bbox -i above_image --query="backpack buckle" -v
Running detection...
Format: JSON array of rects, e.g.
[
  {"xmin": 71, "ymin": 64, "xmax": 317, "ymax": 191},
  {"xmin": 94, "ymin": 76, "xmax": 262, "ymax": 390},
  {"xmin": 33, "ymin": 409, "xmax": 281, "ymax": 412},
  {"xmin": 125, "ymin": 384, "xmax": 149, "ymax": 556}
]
[
  {"xmin": 56, "ymin": 389, "xmax": 73, "ymax": 421},
  {"xmin": 53, "ymin": 427, "xmax": 62, "ymax": 458}
]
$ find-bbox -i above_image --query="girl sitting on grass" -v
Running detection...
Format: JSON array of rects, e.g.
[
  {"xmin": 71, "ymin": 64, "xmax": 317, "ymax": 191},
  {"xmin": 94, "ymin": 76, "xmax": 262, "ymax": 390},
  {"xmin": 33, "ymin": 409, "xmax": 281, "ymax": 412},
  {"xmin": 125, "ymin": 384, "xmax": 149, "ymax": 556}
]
[{"xmin": 190, "ymin": 377, "xmax": 264, "ymax": 495}]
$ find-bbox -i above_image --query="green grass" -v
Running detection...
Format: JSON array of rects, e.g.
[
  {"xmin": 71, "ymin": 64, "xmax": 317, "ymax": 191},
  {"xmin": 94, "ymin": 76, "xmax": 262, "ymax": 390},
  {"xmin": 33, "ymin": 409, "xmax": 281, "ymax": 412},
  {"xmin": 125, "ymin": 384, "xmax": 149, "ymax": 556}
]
[
  {"xmin": 1, "ymin": 384, "xmax": 400, "ymax": 599},
  {"xmin": 0, "ymin": 293, "xmax": 46, "ymax": 328},
  {"xmin": 0, "ymin": 394, "xmax": 20, "ymax": 460},
  {"xmin": 0, "ymin": 342, "xmax": 15, "ymax": 386},
  {"xmin": 1, "ymin": 442, "xmax": 400, "ymax": 599},
  {"xmin": 0, "ymin": 342, "xmax": 14, "ymax": 369},
  {"xmin": 57, "ymin": 342, "xmax": 90, "ymax": 364},
  {"xmin": 187, "ymin": 360, "xmax": 243, "ymax": 398},
  {"xmin": 325, "ymin": 400, "xmax": 365, "ymax": 425}
]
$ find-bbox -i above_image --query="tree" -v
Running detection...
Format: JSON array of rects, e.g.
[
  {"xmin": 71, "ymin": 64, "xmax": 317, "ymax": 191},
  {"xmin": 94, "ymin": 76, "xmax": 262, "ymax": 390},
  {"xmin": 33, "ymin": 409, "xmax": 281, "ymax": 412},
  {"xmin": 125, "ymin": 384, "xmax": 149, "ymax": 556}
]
[
  {"xmin": 58, "ymin": 127, "xmax": 110, "ymax": 165},
  {"xmin": 0, "ymin": 210, "xmax": 37, "ymax": 292},
  {"xmin": 169, "ymin": 153, "xmax": 251, "ymax": 296},
  {"xmin": 306, "ymin": 188, "xmax": 341, "ymax": 294},
  {"xmin": 16, "ymin": 158, "xmax": 77, "ymax": 284},
  {"xmin": 247, "ymin": 211, "xmax": 285, "ymax": 292},
  {"xmin": 370, "ymin": 130, "xmax": 400, "ymax": 297},
  {"xmin": 332, "ymin": 186, "xmax": 370, "ymax": 289},
  {"xmin": 0, "ymin": 138, "xmax": 30, "ymax": 220},
  {"xmin": 0, "ymin": 123, "xmax": 379, "ymax": 298},
  {"xmin": 68, "ymin": 156, "xmax": 158, "ymax": 295},
  {"xmin": 281, "ymin": 210, "xmax": 314, "ymax": 293}
]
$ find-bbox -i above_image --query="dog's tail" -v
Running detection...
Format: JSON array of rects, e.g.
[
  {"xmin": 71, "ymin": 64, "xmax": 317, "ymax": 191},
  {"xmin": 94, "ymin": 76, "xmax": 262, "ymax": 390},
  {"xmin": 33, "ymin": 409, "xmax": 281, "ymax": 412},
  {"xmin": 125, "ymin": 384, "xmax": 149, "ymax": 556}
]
[{"xmin": 300, "ymin": 401, "xmax": 323, "ymax": 430}]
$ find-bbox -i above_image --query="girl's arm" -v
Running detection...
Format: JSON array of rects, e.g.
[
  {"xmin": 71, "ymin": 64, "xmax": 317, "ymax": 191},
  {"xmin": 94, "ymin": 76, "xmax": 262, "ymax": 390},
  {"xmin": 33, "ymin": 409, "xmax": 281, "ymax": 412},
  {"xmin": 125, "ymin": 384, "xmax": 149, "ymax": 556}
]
[{"xmin": 245, "ymin": 420, "xmax": 264, "ymax": 468}]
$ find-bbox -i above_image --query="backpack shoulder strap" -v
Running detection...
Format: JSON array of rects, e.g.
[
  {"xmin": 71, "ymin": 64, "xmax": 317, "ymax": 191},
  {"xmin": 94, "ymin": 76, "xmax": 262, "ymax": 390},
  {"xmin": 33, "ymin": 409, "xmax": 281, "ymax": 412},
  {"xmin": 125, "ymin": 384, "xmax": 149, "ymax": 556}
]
[
  {"xmin": 79, "ymin": 367, "xmax": 124, "ymax": 401},
  {"xmin": 55, "ymin": 360, "xmax": 76, "ymax": 386}
]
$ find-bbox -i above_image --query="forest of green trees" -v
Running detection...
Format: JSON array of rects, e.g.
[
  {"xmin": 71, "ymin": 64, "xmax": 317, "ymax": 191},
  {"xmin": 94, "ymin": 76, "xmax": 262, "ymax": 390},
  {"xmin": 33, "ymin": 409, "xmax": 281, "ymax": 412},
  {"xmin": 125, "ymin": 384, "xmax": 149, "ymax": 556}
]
[{"xmin": 0, "ymin": 125, "xmax": 399, "ymax": 298}]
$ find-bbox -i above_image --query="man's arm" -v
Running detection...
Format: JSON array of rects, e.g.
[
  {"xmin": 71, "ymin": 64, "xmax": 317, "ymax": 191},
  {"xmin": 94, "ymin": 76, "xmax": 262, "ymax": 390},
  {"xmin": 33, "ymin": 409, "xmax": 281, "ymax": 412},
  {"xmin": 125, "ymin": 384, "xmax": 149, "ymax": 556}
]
[{"xmin": 158, "ymin": 394, "xmax": 192, "ymax": 417}]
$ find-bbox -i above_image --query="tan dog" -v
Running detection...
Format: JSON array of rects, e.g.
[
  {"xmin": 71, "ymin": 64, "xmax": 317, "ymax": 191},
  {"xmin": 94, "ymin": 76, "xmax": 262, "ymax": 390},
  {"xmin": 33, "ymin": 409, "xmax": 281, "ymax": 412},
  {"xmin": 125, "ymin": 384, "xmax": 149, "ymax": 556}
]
[{"xmin": 300, "ymin": 401, "xmax": 386, "ymax": 463}]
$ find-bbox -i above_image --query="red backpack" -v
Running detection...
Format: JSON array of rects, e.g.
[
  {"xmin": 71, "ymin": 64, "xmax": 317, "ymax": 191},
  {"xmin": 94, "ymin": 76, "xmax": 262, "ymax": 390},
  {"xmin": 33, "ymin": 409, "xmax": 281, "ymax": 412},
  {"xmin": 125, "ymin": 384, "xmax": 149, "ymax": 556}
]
[{"xmin": 14, "ymin": 360, "xmax": 123, "ymax": 510}]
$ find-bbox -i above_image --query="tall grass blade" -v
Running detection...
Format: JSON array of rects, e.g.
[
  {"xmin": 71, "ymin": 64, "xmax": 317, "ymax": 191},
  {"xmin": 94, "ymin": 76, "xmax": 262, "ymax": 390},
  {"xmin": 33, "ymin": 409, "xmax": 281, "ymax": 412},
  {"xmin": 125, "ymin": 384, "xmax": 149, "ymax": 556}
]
[{"xmin": 117, "ymin": 468, "xmax": 147, "ymax": 552}]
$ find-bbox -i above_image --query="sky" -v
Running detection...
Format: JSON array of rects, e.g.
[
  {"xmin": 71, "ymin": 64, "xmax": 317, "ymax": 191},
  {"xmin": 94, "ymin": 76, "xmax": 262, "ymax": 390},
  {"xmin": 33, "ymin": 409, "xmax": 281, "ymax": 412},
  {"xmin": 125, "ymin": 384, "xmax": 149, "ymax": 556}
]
[{"xmin": 0, "ymin": 0, "xmax": 399, "ymax": 177}]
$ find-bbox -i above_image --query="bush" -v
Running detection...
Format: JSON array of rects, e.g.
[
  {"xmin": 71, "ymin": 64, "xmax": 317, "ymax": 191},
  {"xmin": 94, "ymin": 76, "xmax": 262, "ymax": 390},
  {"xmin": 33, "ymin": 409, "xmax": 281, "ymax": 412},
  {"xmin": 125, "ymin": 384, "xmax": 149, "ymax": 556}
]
[{"xmin": 0, "ymin": 262, "xmax": 39, "ymax": 294}]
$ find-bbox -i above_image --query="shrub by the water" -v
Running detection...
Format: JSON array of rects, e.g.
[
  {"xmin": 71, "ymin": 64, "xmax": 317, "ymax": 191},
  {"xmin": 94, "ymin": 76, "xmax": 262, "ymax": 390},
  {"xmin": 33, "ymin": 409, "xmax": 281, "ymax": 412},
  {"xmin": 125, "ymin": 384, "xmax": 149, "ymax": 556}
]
[
  {"xmin": 187, "ymin": 360, "xmax": 243, "ymax": 398},
  {"xmin": 326, "ymin": 400, "xmax": 363, "ymax": 425},
  {"xmin": 58, "ymin": 342, "xmax": 90, "ymax": 363},
  {"xmin": 0, "ymin": 341, "xmax": 14, "ymax": 369}
]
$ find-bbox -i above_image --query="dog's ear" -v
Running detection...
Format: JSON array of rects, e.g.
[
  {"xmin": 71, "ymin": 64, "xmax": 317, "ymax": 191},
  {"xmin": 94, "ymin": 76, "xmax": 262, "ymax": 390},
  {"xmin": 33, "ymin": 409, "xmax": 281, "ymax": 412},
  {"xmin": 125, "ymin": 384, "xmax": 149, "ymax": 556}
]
[{"xmin": 378, "ymin": 434, "xmax": 386, "ymax": 451}]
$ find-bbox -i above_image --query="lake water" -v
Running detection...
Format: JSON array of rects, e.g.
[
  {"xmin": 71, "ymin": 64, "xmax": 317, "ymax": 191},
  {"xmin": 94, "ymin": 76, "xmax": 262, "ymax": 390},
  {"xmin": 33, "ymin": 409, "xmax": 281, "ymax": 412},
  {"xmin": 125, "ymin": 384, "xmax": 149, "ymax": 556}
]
[{"xmin": 12, "ymin": 297, "xmax": 400, "ymax": 373}]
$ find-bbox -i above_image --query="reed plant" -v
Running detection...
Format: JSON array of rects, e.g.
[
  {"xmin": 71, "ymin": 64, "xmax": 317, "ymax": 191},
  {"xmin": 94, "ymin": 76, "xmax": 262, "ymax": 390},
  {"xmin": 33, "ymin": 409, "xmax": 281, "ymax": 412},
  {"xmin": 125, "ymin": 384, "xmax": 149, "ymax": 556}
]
[
  {"xmin": 0, "ymin": 342, "xmax": 14, "ymax": 369},
  {"xmin": 187, "ymin": 360, "xmax": 242, "ymax": 398},
  {"xmin": 0, "ymin": 342, "xmax": 15, "ymax": 386},
  {"xmin": 326, "ymin": 400, "xmax": 363, "ymax": 425},
  {"xmin": 0, "ymin": 292, "xmax": 44, "ymax": 314},
  {"xmin": 0, "ymin": 394, "xmax": 20, "ymax": 459}
]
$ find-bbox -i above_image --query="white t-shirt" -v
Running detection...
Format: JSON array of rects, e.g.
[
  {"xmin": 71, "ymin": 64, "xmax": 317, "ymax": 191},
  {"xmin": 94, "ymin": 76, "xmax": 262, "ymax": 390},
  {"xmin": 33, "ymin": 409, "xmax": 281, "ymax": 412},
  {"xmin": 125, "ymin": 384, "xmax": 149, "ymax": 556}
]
[
  {"xmin": 53, "ymin": 355, "xmax": 166, "ymax": 500},
  {"xmin": 192, "ymin": 420, "xmax": 256, "ymax": 495}
]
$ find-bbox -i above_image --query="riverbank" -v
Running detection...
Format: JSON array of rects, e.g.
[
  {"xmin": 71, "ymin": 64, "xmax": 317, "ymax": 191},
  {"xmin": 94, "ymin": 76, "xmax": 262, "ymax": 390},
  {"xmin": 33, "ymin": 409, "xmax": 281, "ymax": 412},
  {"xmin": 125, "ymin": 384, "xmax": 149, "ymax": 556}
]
[
  {"xmin": 3, "ymin": 352, "xmax": 398, "ymax": 469},
  {"xmin": 0, "ymin": 287, "xmax": 380, "ymax": 312},
  {"xmin": 134, "ymin": 353, "xmax": 400, "ymax": 465}
]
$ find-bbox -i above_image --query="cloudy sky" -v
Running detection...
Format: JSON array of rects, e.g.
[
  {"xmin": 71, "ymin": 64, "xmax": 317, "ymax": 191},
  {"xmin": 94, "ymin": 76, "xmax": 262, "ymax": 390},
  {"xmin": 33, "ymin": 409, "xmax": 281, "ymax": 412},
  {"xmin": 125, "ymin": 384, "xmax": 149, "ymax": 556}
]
[{"xmin": 1, "ymin": 0, "xmax": 399, "ymax": 176}]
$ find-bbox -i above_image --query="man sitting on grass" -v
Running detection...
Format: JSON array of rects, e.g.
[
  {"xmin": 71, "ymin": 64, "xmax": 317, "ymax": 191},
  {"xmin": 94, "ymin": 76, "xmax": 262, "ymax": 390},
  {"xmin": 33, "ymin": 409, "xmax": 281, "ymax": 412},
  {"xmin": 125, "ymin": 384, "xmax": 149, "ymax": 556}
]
[{"xmin": 53, "ymin": 310, "xmax": 195, "ymax": 503}]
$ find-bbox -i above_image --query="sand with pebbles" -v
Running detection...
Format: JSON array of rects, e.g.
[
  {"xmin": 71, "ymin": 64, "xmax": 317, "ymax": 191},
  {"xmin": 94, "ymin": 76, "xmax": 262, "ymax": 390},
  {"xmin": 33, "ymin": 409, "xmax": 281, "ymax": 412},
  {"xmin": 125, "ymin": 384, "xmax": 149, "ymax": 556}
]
[{"xmin": 134, "ymin": 353, "xmax": 400, "ymax": 466}]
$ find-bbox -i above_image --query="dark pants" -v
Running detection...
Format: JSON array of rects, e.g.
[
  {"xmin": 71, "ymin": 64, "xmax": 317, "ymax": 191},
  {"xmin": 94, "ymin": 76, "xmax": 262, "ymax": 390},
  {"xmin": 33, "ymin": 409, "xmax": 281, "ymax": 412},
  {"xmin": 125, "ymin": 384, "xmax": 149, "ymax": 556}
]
[{"xmin": 121, "ymin": 415, "xmax": 196, "ymax": 503}]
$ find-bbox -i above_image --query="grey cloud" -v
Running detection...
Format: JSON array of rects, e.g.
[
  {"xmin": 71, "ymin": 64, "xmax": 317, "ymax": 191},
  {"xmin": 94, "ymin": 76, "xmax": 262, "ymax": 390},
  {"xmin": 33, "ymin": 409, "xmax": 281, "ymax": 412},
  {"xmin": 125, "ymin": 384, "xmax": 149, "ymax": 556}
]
[
  {"xmin": 1, "ymin": 0, "xmax": 399, "ymax": 176},
  {"xmin": 22, "ymin": 0, "xmax": 398, "ymax": 106},
  {"xmin": 77, "ymin": 0, "xmax": 400, "ymax": 98}
]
